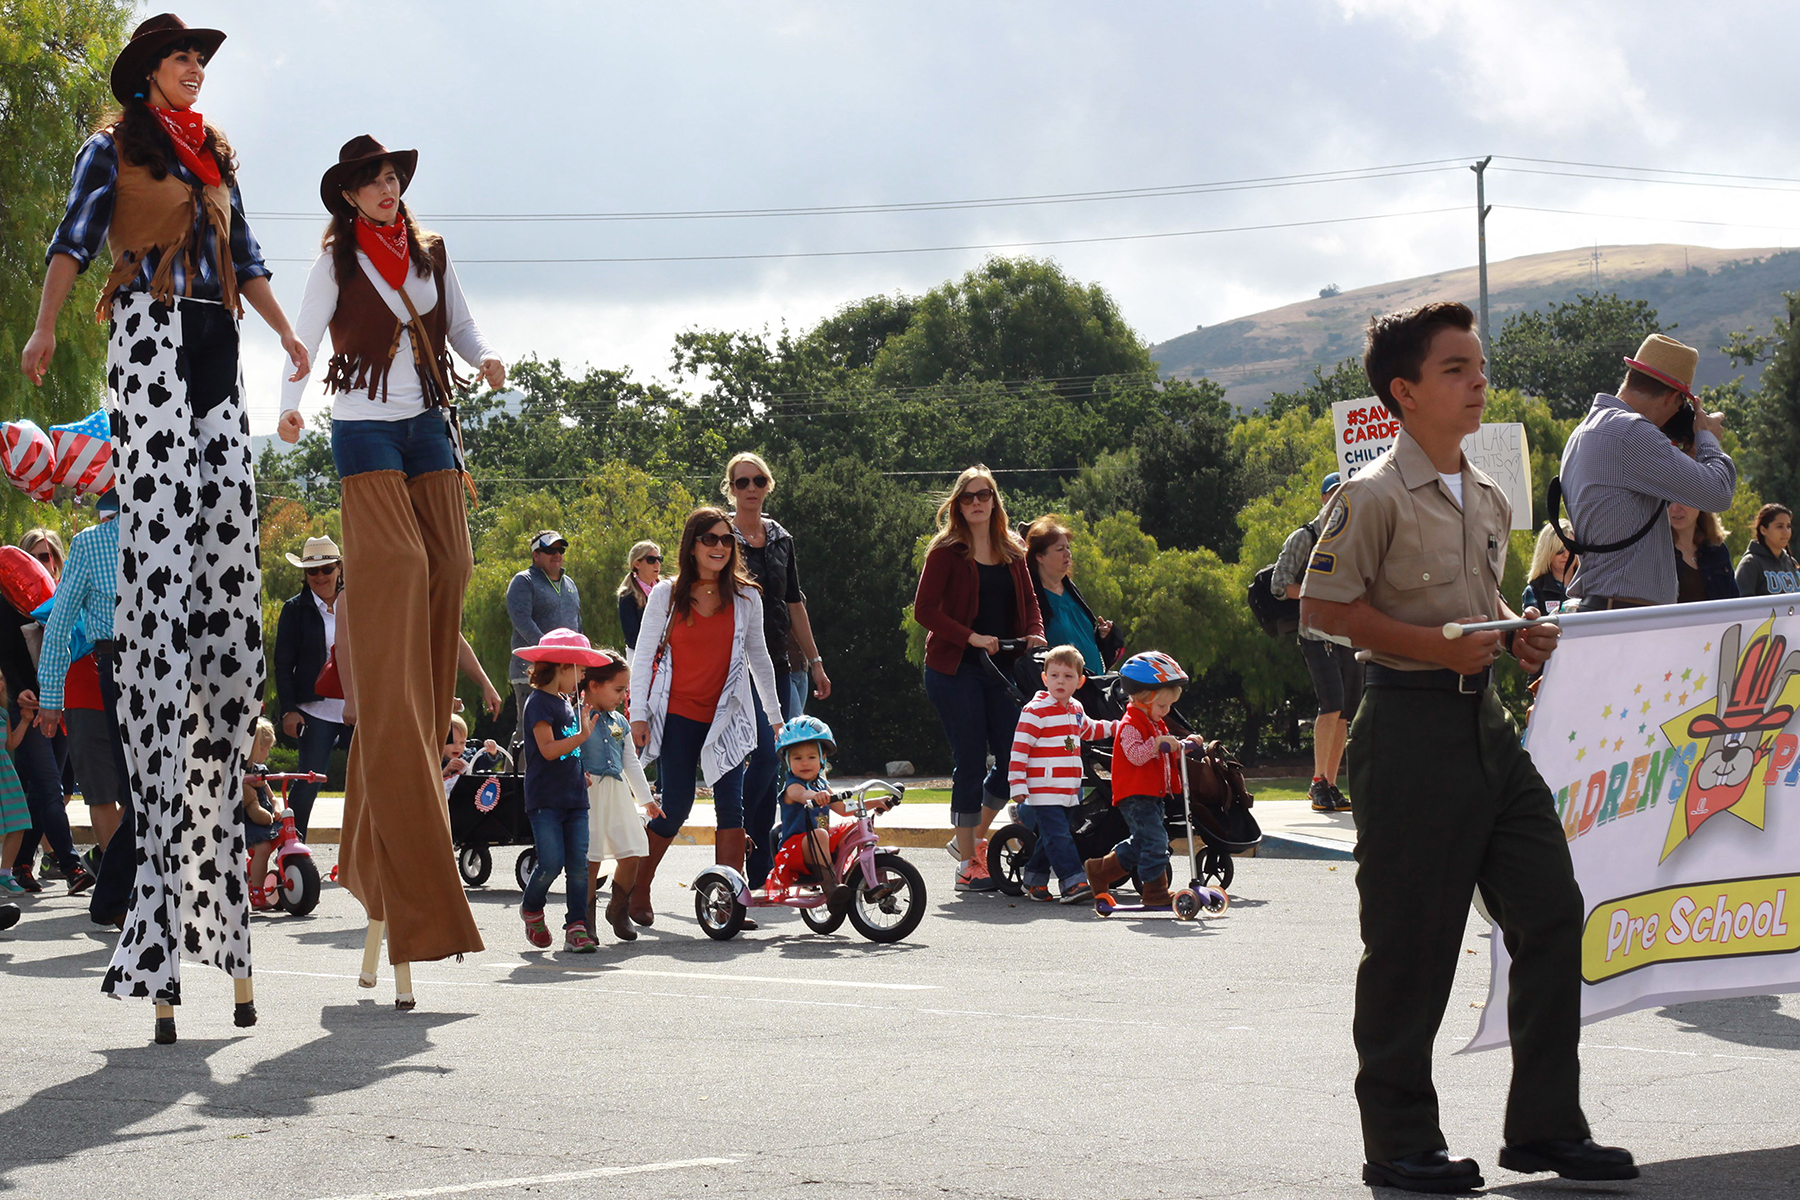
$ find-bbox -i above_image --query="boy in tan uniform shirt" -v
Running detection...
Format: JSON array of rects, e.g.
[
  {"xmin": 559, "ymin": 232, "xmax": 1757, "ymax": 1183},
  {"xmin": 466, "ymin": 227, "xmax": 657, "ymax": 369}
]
[{"xmin": 1301, "ymin": 302, "xmax": 1636, "ymax": 1193}]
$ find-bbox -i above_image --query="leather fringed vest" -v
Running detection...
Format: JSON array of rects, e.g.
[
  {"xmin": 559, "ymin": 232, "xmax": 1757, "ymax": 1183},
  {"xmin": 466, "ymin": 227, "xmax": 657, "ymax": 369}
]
[
  {"xmin": 323, "ymin": 238, "xmax": 456, "ymax": 407},
  {"xmin": 99, "ymin": 130, "xmax": 237, "ymax": 319}
]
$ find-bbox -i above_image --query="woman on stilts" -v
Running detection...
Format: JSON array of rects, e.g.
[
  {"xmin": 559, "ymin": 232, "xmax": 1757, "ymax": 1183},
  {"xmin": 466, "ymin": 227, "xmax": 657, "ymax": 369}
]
[
  {"xmin": 278, "ymin": 135, "xmax": 502, "ymax": 1003},
  {"xmin": 19, "ymin": 14, "xmax": 308, "ymax": 1044}
]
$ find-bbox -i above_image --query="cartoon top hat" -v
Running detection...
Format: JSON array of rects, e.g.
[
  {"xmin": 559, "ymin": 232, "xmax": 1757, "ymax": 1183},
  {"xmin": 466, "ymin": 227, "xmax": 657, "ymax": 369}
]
[{"xmin": 1688, "ymin": 631, "xmax": 1797, "ymax": 739}]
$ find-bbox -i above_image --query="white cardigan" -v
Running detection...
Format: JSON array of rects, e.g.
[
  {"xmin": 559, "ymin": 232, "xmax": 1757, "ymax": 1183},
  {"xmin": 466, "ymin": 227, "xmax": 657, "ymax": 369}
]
[{"xmin": 629, "ymin": 580, "xmax": 782, "ymax": 785}]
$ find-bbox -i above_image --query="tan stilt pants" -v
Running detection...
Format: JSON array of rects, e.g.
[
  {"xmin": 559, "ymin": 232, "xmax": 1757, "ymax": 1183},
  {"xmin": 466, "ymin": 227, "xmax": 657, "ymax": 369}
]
[{"xmin": 339, "ymin": 469, "xmax": 485, "ymax": 963}]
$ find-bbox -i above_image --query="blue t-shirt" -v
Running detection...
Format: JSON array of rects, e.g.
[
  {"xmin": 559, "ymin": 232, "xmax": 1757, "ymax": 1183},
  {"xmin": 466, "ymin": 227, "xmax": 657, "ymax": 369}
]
[
  {"xmin": 778, "ymin": 772, "xmax": 831, "ymax": 842},
  {"xmin": 1040, "ymin": 586, "xmax": 1105, "ymax": 674},
  {"xmin": 521, "ymin": 688, "xmax": 587, "ymax": 812}
]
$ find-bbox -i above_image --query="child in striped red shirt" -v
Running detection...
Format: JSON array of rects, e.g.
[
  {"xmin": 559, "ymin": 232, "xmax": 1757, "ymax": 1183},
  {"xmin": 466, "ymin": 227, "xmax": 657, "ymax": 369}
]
[{"xmin": 1008, "ymin": 645, "xmax": 1117, "ymax": 903}]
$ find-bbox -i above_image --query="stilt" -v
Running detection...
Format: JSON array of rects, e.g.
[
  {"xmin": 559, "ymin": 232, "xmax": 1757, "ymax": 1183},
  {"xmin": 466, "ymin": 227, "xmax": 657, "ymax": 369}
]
[
  {"xmin": 358, "ymin": 919, "xmax": 384, "ymax": 988},
  {"xmin": 394, "ymin": 961, "xmax": 415, "ymax": 1011},
  {"xmin": 154, "ymin": 1002, "xmax": 176, "ymax": 1045},
  {"xmin": 233, "ymin": 976, "xmax": 257, "ymax": 1028}
]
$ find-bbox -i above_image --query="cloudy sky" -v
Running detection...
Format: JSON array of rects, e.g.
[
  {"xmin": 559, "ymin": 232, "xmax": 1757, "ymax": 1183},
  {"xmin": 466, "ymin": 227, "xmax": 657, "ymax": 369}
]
[{"xmin": 167, "ymin": 0, "xmax": 1800, "ymax": 432}]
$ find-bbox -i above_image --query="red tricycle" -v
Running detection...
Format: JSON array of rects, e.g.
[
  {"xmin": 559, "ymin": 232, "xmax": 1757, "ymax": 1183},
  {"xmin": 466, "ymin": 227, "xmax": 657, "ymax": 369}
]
[
  {"xmin": 244, "ymin": 771, "xmax": 326, "ymax": 917},
  {"xmin": 692, "ymin": 780, "xmax": 926, "ymax": 944}
]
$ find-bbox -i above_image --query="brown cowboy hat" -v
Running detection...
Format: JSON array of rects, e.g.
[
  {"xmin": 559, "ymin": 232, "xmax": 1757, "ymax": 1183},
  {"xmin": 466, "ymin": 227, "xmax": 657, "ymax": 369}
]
[
  {"xmin": 111, "ymin": 14, "xmax": 226, "ymax": 106},
  {"xmin": 320, "ymin": 135, "xmax": 419, "ymax": 215}
]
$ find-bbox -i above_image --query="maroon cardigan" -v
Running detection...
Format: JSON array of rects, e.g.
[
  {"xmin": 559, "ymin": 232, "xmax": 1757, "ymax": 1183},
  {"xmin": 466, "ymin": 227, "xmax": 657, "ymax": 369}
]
[{"xmin": 913, "ymin": 541, "xmax": 1044, "ymax": 675}]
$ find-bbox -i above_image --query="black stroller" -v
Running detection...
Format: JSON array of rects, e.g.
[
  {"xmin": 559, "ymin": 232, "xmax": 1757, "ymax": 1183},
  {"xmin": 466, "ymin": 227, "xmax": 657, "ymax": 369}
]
[
  {"xmin": 447, "ymin": 770, "xmax": 541, "ymax": 890},
  {"xmin": 978, "ymin": 641, "xmax": 1261, "ymax": 893}
]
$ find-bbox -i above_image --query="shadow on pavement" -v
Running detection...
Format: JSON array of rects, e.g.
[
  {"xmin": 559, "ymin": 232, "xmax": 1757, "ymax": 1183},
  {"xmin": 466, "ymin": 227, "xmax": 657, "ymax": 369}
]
[
  {"xmin": 1656, "ymin": 994, "xmax": 1800, "ymax": 1051},
  {"xmin": 0, "ymin": 1004, "xmax": 472, "ymax": 1192},
  {"xmin": 1481, "ymin": 1142, "xmax": 1800, "ymax": 1198}
]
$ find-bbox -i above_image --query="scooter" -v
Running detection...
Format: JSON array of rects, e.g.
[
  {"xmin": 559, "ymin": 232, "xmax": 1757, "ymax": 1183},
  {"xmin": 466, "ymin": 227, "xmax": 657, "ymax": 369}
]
[
  {"xmin": 692, "ymin": 780, "xmax": 927, "ymax": 944},
  {"xmin": 245, "ymin": 771, "xmax": 326, "ymax": 917},
  {"xmin": 1093, "ymin": 747, "xmax": 1230, "ymax": 921}
]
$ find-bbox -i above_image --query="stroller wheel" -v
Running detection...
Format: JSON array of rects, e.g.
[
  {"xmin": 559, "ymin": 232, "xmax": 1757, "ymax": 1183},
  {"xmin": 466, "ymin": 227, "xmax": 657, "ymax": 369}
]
[
  {"xmin": 986, "ymin": 823, "xmax": 1033, "ymax": 897},
  {"xmin": 1198, "ymin": 845, "xmax": 1234, "ymax": 891},
  {"xmin": 514, "ymin": 848, "xmax": 537, "ymax": 892},
  {"xmin": 457, "ymin": 845, "xmax": 493, "ymax": 888}
]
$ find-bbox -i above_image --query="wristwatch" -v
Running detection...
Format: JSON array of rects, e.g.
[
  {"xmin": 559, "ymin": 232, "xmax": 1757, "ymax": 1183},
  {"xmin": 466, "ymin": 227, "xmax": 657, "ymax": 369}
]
[{"xmin": 806, "ymin": 656, "xmax": 824, "ymax": 670}]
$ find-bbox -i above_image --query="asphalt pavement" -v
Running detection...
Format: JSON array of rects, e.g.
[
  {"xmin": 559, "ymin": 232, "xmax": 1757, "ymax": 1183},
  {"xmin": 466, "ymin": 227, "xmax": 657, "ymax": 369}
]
[{"xmin": 2, "ymin": 847, "xmax": 1796, "ymax": 1199}]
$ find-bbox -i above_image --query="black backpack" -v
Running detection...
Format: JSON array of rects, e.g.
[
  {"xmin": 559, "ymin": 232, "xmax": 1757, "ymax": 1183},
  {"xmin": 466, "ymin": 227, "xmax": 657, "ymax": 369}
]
[{"xmin": 1248, "ymin": 522, "xmax": 1317, "ymax": 638}]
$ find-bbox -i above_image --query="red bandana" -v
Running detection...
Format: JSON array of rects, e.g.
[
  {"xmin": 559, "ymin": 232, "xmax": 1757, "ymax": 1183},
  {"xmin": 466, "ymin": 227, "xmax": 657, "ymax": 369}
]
[
  {"xmin": 150, "ymin": 106, "xmax": 220, "ymax": 188},
  {"xmin": 355, "ymin": 216, "xmax": 412, "ymax": 290}
]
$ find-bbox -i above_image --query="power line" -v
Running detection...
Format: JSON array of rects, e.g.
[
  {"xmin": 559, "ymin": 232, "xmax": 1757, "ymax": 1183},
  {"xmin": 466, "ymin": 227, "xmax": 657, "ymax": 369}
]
[
  {"xmin": 1494, "ymin": 166, "xmax": 1800, "ymax": 195},
  {"xmin": 1494, "ymin": 156, "xmax": 1800, "ymax": 186},
  {"xmin": 264, "ymin": 206, "xmax": 1466, "ymax": 267},
  {"xmin": 248, "ymin": 159, "xmax": 1470, "ymax": 224}
]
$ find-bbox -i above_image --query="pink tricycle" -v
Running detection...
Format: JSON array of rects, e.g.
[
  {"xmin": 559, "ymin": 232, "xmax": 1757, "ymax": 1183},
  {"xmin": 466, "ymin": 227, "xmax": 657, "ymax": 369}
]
[
  {"xmin": 692, "ymin": 780, "xmax": 926, "ymax": 943},
  {"xmin": 245, "ymin": 771, "xmax": 326, "ymax": 917}
]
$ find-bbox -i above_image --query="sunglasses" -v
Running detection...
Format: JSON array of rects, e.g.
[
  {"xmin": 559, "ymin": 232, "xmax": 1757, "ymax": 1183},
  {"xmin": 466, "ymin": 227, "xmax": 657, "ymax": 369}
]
[
  {"xmin": 732, "ymin": 474, "xmax": 769, "ymax": 490},
  {"xmin": 958, "ymin": 487, "xmax": 996, "ymax": 505},
  {"xmin": 694, "ymin": 532, "xmax": 732, "ymax": 548},
  {"xmin": 638, "ymin": 554, "xmax": 662, "ymax": 564},
  {"xmin": 31, "ymin": 551, "xmax": 55, "ymax": 565},
  {"xmin": 537, "ymin": 544, "xmax": 568, "ymax": 555},
  {"xmin": 304, "ymin": 565, "xmax": 337, "ymax": 576}
]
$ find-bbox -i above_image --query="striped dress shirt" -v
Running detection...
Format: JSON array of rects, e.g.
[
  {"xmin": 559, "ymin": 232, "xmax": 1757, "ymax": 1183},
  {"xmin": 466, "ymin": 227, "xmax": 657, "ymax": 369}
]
[
  {"xmin": 1559, "ymin": 394, "xmax": 1737, "ymax": 605},
  {"xmin": 47, "ymin": 131, "xmax": 271, "ymax": 300},
  {"xmin": 38, "ymin": 516, "xmax": 119, "ymax": 712}
]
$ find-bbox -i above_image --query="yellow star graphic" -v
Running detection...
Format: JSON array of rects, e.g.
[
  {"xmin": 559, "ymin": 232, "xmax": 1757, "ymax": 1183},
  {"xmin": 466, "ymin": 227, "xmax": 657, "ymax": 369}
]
[
  {"xmin": 1576, "ymin": 747, "xmax": 1586, "ymax": 761},
  {"xmin": 1679, "ymin": 693, "xmax": 1688, "ymax": 704},
  {"xmin": 1664, "ymin": 692, "xmax": 1672, "ymax": 702},
  {"xmin": 1613, "ymin": 739, "xmax": 1623, "ymax": 751},
  {"xmin": 1695, "ymin": 674, "xmax": 1708, "ymax": 691},
  {"xmin": 1641, "ymin": 702, "xmax": 1651, "ymax": 714},
  {"xmin": 1704, "ymin": 642, "xmax": 1712, "ymax": 652},
  {"xmin": 1602, "ymin": 705, "xmax": 1613, "ymax": 718},
  {"xmin": 1634, "ymin": 684, "xmax": 1643, "ymax": 694}
]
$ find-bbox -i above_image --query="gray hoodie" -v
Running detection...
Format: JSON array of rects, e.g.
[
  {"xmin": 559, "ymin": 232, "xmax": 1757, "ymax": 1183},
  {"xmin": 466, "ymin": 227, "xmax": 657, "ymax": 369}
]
[
  {"xmin": 506, "ymin": 563, "xmax": 582, "ymax": 682},
  {"xmin": 1734, "ymin": 539, "xmax": 1800, "ymax": 598}
]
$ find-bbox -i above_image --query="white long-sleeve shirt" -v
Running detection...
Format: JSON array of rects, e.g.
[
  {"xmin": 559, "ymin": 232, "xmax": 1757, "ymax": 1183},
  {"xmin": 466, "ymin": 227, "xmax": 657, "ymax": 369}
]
[{"xmin": 280, "ymin": 246, "xmax": 496, "ymax": 422}]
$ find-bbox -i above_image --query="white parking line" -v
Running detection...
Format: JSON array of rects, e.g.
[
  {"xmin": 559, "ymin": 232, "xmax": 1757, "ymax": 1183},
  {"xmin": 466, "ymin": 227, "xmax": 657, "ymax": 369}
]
[
  {"xmin": 309, "ymin": 1155, "xmax": 739, "ymax": 1200},
  {"xmin": 518, "ymin": 964, "xmax": 939, "ymax": 991},
  {"xmin": 1581, "ymin": 1041, "xmax": 1776, "ymax": 1063}
]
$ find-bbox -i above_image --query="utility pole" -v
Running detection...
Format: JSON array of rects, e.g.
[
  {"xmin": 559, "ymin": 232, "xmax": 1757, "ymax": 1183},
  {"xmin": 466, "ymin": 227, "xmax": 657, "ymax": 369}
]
[{"xmin": 1472, "ymin": 156, "xmax": 1492, "ymax": 336}]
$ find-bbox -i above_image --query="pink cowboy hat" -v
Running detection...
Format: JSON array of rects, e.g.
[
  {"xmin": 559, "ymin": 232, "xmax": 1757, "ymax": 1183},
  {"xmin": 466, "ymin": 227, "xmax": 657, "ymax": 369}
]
[{"xmin": 515, "ymin": 628, "xmax": 613, "ymax": 669}]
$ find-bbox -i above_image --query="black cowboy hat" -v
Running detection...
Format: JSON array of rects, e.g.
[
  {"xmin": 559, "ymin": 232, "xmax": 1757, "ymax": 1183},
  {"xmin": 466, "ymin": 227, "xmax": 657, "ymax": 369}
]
[
  {"xmin": 110, "ymin": 14, "xmax": 226, "ymax": 105},
  {"xmin": 320, "ymin": 135, "xmax": 419, "ymax": 215}
]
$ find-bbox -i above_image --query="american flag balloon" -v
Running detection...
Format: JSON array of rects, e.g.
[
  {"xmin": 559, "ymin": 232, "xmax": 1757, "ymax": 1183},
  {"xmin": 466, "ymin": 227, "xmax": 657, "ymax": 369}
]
[
  {"xmin": 0, "ymin": 420, "xmax": 57, "ymax": 502},
  {"xmin": 48, "ymin": 409, "xmax": 115, "ymax": 497}
]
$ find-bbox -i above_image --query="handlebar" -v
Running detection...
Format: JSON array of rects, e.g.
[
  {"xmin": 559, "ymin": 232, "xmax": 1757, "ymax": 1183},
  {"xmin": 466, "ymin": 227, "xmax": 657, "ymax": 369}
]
[{"xmin": 245, "ymin": 771, "xmax": 328, "ymax": 784}]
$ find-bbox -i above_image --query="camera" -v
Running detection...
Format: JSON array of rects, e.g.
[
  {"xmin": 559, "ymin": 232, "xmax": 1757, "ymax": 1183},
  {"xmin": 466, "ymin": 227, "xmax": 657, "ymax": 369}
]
[{"xmin": 1661, "ymin": 397, "xmax": 1696, "ymax": 448}]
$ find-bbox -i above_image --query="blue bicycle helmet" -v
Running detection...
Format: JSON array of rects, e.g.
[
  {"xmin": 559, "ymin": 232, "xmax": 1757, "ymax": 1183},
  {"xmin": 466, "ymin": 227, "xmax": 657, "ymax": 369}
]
[
  {"xmin": 776, "ymin": 714, "xmax": 836, "ymax": 759},
  {"xmin": 1118, "ymin": 651, "xmax": 1188, "ymax": 687}
]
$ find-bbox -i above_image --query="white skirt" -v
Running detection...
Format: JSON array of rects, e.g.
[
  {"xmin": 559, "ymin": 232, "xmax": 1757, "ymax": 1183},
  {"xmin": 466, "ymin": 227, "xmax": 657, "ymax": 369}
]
[{"xmin": 587, "ymin": 774, "xmax": 650, "ymax": 861}]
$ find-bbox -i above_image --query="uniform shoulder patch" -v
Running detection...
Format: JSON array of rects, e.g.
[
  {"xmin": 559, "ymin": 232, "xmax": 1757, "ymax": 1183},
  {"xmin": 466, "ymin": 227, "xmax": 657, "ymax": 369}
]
[
  {"xmin": 1308, "ymin": 550, "xmax": 1336, "ymax": 575},
  {"xmin": 1319, "ymin": 498, "xmax": 1350, "ymax": 543}
]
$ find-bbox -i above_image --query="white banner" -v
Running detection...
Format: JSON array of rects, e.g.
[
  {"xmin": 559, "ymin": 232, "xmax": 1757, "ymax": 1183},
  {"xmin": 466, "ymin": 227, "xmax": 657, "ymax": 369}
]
[
  {"xmin": 1329, "ymin": 397, "xmax": 1532, "ymax": 530},
  {"xmin": 1466, "ymin": 596, "xmax": 1800, "ymax": 1051}
]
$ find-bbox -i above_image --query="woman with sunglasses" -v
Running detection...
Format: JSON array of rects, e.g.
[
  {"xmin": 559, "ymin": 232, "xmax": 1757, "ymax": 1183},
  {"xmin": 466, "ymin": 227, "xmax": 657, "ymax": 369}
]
[
  {"xmin": 627, "ymin": 508, "xmax": 783, "ymax": 928},
  {"xmin": 19, "ymin": 531, "xmax": 64, "ymax": 582},
  {"xmin": 271, "ymin": 537, "xmax": 350, "ymax": 839},
  {"xmin": 616, "ymin": 540, "xmax": 663, "ymax": 652},
  {"xmin": 913, "ymin": 466, "xmax": 1044, "ymax": 893},
  {"xmin": 722, "ymin": 452, "xmax": 829, "ymax": 886}
]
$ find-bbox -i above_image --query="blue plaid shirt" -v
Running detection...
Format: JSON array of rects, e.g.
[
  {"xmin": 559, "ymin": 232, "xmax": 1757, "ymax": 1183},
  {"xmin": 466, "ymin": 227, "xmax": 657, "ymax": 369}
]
[
  {"xmin": 47, "ymin": 130, "xmax": 271, "ymax": 300},
  {"xmin": 38, "ymin": 516, "xmax": 119, "ymax": 712}
]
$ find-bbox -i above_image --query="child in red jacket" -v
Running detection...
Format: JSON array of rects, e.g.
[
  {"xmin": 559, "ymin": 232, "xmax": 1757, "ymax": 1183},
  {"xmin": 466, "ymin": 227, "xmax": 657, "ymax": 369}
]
[{"xmin": 1085, "ymin": 652, "xmax": 1191, "ymax": 907}]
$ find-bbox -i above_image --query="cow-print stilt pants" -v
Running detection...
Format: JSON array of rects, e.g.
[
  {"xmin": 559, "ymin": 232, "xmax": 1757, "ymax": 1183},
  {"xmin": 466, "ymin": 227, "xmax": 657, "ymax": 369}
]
[{"xmin": 101, "ymin": 293, "xmax": 261, "ymax": 1005}]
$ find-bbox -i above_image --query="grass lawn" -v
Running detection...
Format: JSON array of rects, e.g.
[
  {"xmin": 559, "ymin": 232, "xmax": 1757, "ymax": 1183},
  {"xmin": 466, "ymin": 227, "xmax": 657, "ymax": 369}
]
[{"xmin": 1247, "ymin": 776, "xmax": 1312, "ymax": 803}]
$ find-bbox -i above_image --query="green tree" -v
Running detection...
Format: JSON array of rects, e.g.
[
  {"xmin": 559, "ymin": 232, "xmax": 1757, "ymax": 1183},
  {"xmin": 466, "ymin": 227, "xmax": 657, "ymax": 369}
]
[
  {"xmin": 1113, "ymin": 378, "xmax": 1247, "ymax": 557},
  {"xmin": 0, "ymin": 0, "xmax": 132, "ymax": 540},
  {"xmin": 1490, "ymin": 292, "xmax": 1664, "ymax": 420},
  {"xmin": 1265, "ymin": 357, "xmax": 1369, "ymax": 418},
  {"xmin": 1734, "ymin": 291, "xmax": 1800, "ymax": 505}
]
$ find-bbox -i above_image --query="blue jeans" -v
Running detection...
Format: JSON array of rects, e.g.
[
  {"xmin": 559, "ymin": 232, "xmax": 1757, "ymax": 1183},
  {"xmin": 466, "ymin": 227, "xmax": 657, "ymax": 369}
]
[
  {"xmin": 923, "ymin": 660, "xmax": 1020, "ymax": 826},
  {"xmin": 90, "ymin": 654, "xmax": 137, "ymax": 920},
  {"xmin": 524, "ymin": 807, "xmax": 590, "ymax": 929},
  {"xmin": 783, "ymin": 670, "xmax": 809, "ymax": 721},
  {"xmin": 9, "ymin": 700, "xmax": 77, "ymax": 872},
  {"xmin": 645, "ymin": 702, "xmax": 778, "ymax": 846},
  {"xmin": 1021, "ymin": 803, "xmax": 1087, "ymax": 889},
  {"xmin": 331, "ymin": 411, "xmax": 457, "ymax": 478},
  {"xmin": 291, "ymin": 715, "xmax": 353, "ymax": 839},
  {"xmin": 741, "ymin": 696, "xmax": 780, "ymax": 883},
  {"xmin": 1113, "ymin": 796, "xmax": 1171, "ymax": 883}
]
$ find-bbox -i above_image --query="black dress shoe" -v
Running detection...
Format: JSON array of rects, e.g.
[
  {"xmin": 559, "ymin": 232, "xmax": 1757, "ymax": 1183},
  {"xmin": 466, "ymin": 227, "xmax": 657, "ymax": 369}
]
[
  {"xmin": 1499, "ymin": 1138, "xmax": 1638, "ymax": 1180},
  {"xmin": 1362, "ymin": 1149, "xmax": 1484, "ymax": 1193},
  {"xmin": 0, "ymin": 903, "xmax": 20, "ymax": 932}
]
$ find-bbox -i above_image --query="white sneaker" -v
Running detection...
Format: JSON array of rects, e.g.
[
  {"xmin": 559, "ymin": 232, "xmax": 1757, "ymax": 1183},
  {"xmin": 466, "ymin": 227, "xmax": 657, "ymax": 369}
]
[{"xmin": 945, "ymin": 836, "xmax": 961, "ymax": 861}]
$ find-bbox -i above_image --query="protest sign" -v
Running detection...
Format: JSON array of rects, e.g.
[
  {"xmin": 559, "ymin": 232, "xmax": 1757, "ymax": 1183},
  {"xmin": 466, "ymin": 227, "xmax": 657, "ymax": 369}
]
[
  {"xmin": 1329, "ymin": 397, "xmax": 1531, "ymax": 530},
  {"xmin": 1465, "ymin": 597, "xmax": 1800, "ymax": 1051}
]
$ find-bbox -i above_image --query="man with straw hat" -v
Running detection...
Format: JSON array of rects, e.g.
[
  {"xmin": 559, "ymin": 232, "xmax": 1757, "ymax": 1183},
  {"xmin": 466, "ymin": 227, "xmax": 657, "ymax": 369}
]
[
  {"xmin": 1555, "ymin": 333, "xmax": 1737, "ymax": 607},
  {"xmin": 273, "ymin": 536, "xmax": 348, "ymax": 839}
]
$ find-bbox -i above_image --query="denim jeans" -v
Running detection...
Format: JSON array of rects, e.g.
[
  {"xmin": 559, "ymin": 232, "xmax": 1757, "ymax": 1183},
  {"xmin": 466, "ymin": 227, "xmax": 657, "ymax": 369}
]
[
  {"xmin": 9, "ymin": 699, "xmax": 77, "ymax": 872},
  {"xmin": 1021, "ymin": 803, "xmax": 1087, "ymax": 889},
  {"xmin": 90, "ymin": 654, "xmax": 136, "ymax": 920},
  {"xmin": 740, "ymin": 696, "xmax": 780, "ymax": 883},
  {"xmin": 291, "ymin": 715, "xmax": 353, "ymax": 838},
  {"xmin": 524, "ymin": 807, "xmax": 590, "ymax": 928},
  {"xmin": 923, "ymin": 659, "xmax": 1021, "ymax": 826},
  {"xmin": 1112, "ymin": 795, "xmax": 1171, "ymax": 883},
  {"xmin": 783, "ymin": 670, "xmax": 809, "ymax": 721},
  {"xmin": 331, "ymin": 411, "xmax": 457, "ymax": 479}
]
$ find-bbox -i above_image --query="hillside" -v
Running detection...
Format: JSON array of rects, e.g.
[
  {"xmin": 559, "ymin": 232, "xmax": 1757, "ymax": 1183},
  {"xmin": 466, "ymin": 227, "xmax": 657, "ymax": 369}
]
[{"xmin": 1151, "ymin": 244, "xmax": 1800, "ymax": 408}]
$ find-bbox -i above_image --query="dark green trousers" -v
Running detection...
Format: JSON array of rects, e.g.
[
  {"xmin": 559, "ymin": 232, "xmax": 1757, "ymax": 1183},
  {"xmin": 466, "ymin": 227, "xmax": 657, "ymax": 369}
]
[{"xmin": 1346, "ymin": 684, "xmax": 1591, "ymax": 1162}]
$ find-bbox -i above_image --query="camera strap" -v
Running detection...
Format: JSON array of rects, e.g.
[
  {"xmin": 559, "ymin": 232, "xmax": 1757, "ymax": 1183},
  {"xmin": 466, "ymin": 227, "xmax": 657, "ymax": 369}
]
[{"xmin": 1546, "ymin": 476, "xmax": 1667, "ymax": 556}]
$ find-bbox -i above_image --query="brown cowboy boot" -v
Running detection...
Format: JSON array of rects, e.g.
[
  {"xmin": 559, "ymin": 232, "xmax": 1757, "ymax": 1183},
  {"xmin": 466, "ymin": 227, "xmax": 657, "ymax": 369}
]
[
  {"xmin": 1083, "ymin": 852, "xmax": 1127, "ymax": 893},
  {"xmin": 715, "ymin": 829, "xmax": 757, "ymax": 929},
  {"xmin": 1140, "ymin": 873, "xmax": 1173, "ymax": 908},
  {"xmin": 605, "ymin": 857, "xmax": 640, "ymax": 941},
  {"xmin": 632, "ymin": 832, "xmax": 673, "ymax": 926}
]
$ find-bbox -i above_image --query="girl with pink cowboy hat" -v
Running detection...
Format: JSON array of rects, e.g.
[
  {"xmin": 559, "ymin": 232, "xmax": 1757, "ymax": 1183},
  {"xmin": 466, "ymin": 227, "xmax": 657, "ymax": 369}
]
[{"xmin": 515, "ymin": 629, "xmax": 610, "ymax": 952}]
